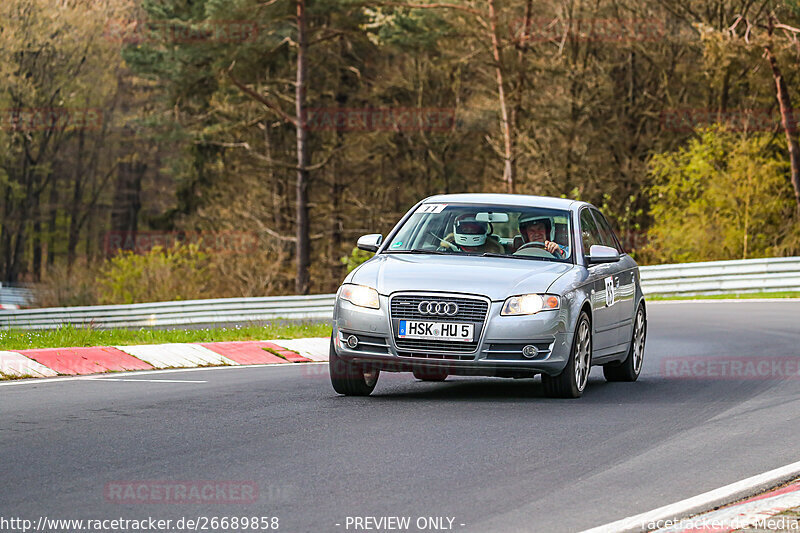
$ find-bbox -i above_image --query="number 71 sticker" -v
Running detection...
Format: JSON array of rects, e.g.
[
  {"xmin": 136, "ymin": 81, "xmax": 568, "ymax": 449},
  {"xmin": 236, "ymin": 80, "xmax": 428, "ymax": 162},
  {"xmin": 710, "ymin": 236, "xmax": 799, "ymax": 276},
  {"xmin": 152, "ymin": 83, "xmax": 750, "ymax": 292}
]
[{"xmin": 417, "ymin": 204, "xmax": 447, "ymax": 214}]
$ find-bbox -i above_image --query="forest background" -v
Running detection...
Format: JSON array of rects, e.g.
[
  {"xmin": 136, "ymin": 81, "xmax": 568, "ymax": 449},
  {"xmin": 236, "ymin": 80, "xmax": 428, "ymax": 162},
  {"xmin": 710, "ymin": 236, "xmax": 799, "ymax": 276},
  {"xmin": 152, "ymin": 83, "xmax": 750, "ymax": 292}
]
[{"xmin": 2, "ymin": 0, "xmax": 800, "ymax": 306}]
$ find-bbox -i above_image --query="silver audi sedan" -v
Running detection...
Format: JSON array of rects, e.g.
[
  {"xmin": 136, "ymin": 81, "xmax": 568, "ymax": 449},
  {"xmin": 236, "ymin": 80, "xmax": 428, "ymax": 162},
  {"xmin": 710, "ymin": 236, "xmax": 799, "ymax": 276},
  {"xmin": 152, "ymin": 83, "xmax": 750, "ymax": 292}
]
[{"xmin": 329, "ymin": 194, "xmax": 647, "ymax": 398}]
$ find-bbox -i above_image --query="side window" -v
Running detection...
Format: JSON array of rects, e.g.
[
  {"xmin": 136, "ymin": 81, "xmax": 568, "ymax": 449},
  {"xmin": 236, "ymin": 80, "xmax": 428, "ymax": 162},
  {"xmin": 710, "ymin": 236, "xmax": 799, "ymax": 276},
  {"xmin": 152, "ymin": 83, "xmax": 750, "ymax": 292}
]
[
  {"xmin": 579, "ymin": 209, "xmax": 603, "ymax": 254},
  {"xmin": 592, "ymin": 210, "xmax": 624, "ymax": 254}
]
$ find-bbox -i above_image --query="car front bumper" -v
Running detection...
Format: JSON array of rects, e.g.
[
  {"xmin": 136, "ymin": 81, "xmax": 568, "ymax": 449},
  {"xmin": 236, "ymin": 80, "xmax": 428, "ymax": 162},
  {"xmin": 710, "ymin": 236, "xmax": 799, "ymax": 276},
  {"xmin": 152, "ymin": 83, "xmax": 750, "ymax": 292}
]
[{"xmin": 333, "ymin": 294, "xmax": 574, "ymax": 377}]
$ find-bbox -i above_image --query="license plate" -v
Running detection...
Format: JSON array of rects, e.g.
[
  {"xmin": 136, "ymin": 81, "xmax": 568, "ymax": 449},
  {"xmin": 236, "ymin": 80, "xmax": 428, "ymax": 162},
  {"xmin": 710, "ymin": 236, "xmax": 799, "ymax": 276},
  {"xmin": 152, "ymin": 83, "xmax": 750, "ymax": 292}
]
[{"xmin": 398, "ymin": 320, "xmax": 474, "ymax": 342}]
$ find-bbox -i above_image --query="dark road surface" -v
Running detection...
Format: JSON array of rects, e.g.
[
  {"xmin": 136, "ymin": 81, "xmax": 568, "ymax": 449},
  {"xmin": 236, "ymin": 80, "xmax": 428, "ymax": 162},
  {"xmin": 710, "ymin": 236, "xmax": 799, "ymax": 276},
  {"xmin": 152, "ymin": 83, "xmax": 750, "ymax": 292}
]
[{"xmin": 2, "ymin": 301, "xmax": 800, "ymax": 533}]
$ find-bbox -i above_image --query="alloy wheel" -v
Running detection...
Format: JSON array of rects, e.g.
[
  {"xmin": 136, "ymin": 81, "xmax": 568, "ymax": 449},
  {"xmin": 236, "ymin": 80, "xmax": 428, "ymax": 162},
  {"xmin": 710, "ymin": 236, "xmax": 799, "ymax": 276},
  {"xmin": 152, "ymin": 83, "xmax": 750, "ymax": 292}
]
[{"xmin": 574, "ymin": 320, "xmax": 591, "ymax": 391}]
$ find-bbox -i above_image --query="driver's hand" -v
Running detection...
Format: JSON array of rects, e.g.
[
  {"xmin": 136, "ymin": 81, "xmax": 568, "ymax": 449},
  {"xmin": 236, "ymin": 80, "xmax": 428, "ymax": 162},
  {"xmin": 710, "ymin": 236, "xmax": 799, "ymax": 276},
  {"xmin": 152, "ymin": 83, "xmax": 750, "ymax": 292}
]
[{"xmin": 545, "ymin": 241, "xmax": 563, "ymax": 256}]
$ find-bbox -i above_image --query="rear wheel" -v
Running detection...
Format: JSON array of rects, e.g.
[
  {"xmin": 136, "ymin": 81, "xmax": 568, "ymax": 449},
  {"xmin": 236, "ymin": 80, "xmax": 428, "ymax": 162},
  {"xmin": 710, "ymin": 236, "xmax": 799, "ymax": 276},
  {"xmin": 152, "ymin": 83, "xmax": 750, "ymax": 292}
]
[
  {"xmin": 542, "ymin": 312, "xmax": 592, "ymax": 399},
  {"xmin": 412, "ymin": 368, "xmax": 448, "ymax": 382},
  {"xmin": 329, "ymin": 337, "xmax": 379, "ymax": 396},
  {"xmin": 603, "ymin": 304, "xmax": 646, "ymax": 382}
]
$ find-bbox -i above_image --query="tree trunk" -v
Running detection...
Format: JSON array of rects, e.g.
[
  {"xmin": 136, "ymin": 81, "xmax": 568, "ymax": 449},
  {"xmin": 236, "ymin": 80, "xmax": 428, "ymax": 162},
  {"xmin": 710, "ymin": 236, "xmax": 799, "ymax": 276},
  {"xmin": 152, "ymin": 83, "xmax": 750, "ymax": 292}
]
[
  {"xmin": 330, "ymin": 49, "xmax": 347, "ymax": 285},
  {"xmin": 110, "ymin": 161, "xmax": 145, "ymax": 252},
  {"xmin": 487, "ymin": 0, "xmax": 515, "ymax": 193},
  {"xmin": 32, "ymin": 186, "xmax": 42, "ymax": 281},
  {"xmin": 67, "ymin": 130, "xmax": 86, "ymax": 270},
  {"xmin": 295, "ymin": 0, "xmax": 311, "ymax": 294},
  {"xmin": 511, "ymin": 0, "xmax": 533, "ymax": 193},
  {"xmin": 46, "ymin": 171, "xmax": 59, "ymax": 267},
  {"xmin": 765, "ymin": 27, "xmax": 800, "ymax": 215}
]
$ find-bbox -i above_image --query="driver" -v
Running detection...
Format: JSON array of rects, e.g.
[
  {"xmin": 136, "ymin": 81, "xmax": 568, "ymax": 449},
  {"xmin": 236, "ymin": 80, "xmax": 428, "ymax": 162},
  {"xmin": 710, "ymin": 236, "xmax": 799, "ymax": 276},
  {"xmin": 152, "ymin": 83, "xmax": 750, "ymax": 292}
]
[
  {"xmin": 440, "ymin": 215, "xmax": 504, "ymax": 254},
  {"xmin": 518, "ymin": 216, "xmax": 568, "ymax": 258}
]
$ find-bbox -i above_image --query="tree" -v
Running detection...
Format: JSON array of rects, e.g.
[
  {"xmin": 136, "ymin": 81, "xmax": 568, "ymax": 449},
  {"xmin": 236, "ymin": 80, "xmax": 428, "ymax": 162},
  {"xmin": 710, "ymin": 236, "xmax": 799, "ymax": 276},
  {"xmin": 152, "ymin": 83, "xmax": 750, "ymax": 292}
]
[
  {"xmin": 0, "ymin": 0, "xmax": 125, "ymax": 280},
  {"xmin": 648, "ymin": 127, "xmax": 795, "ymax": 263}
]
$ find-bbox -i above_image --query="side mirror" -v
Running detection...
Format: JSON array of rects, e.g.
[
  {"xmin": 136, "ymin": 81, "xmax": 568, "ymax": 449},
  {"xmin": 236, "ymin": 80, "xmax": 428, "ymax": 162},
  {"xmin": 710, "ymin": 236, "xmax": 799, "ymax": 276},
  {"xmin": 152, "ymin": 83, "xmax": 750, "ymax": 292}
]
[
  {"xmin": 357, "ymin": 234, "xmax": 383, "ymax": 253},
  {"xmin": 587, "ymin": 244, "xmax": 620, "ymax": 265}
]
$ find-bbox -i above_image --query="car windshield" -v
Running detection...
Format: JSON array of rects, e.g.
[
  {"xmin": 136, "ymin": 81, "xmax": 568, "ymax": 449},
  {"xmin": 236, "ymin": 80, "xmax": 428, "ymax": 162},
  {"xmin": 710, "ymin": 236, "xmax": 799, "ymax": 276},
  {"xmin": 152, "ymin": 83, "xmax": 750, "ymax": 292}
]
[{"xmin": 384, "ymin": 203, "xmax": 573, "ymax": 263}]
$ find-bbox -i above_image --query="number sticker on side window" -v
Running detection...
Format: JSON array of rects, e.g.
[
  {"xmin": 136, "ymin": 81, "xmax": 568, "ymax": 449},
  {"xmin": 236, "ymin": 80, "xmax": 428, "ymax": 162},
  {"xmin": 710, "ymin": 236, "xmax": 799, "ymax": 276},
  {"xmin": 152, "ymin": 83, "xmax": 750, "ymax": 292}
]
[{"xmin": 605, "ymin": 276, "xmax": 615, "ymax": 307}]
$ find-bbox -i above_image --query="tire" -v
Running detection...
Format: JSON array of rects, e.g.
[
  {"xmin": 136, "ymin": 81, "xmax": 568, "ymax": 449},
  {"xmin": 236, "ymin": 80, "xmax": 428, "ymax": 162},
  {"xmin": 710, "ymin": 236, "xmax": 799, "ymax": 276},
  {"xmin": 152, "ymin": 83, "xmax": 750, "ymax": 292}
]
[
  {"xmin": 603, "ymin": 304, "xmax": 646, "ymax": 383},
  {"xmin": 542, "ymin": 311, "xmax": 592, "ymax": 399},
  {"xmin": 412, "ymin": 368, "xmax": 448, "ymax": 382},
  {"xmin": 329, "ymin": 337, "xmax": 380, "ymax": 396}
]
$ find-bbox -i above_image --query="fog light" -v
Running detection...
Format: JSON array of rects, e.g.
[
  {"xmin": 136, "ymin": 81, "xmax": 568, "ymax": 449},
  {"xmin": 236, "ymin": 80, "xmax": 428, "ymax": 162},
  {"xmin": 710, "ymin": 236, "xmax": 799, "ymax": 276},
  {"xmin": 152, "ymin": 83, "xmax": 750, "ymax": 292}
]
[
  {"xmin": 522, "ymin": 345, "xmax": 538, "ymax": 359},
  {"xmin": 346, "ymin": 335, "xmax": 359, "ymax": 349}
]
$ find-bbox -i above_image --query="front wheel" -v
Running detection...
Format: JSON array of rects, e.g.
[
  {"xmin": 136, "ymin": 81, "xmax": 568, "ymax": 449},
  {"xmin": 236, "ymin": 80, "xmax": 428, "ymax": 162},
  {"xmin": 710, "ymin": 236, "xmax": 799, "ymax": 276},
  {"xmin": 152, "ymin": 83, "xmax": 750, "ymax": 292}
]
[
  {"xmin": 329, "ymin": 337, "xmax": 379, "ymax": 396},
  {"xmin": 542, "ymin": 312, "xmax": 592, "ymax": 399},
  {"xmin": 603, "ymin": 304, "xmax": 646, "ymax": 382}
]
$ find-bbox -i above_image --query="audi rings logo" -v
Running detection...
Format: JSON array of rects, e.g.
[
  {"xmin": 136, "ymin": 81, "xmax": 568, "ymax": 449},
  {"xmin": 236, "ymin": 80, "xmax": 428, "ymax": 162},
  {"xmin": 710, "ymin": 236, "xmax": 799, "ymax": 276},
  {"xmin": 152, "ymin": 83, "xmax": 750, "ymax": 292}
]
[{"xmin": 417, "ymin": 301, "xmax": 459, "ymax": 316}]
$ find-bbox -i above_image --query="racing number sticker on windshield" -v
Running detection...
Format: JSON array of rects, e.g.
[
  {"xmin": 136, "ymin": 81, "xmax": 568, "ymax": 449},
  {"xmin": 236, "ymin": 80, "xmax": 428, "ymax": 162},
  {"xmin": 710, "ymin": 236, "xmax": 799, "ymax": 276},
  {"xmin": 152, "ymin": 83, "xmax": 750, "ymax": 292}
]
[
  {"xmin": 417, "ymin": 203, "xmax": 447, "ymax": 214},
  {"xmin": 605, "ymin": 276, "xmax": 615, "ymax": 307}
]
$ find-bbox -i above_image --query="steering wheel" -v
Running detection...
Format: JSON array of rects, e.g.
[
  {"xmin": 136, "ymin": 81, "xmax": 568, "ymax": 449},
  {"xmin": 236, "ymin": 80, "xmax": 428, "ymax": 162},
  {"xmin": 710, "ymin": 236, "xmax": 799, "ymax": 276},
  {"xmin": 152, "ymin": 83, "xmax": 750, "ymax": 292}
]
[
  {"xmin": 515, "ymin": 241, "xmax": 558, "ymax": 258},
  {"xmin": 517, "ymin": 241, "xmax": 546, "ymax": 250},
  {"xmin": 429, "ymin": 231, "xmax": 460, "ymax": 252}
]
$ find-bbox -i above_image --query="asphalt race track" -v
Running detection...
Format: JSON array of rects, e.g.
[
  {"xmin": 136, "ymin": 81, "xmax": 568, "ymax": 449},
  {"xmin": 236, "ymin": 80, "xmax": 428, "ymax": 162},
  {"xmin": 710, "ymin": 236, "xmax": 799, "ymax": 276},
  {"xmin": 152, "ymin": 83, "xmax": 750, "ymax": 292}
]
[{"xmin": 2, "ymin": 301, "xmax": 800, "ymax": 533}]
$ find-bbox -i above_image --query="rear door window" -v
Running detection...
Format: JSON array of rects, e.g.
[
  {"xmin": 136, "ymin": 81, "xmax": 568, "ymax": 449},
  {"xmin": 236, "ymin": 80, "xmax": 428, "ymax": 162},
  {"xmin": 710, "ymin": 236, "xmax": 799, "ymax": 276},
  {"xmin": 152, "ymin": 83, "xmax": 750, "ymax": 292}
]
[
  {"xmin": 579, "ymin": 209, "xmax": 603, "ymax": 255},
  {"xmin": 591, "ymin": 209, "xmax": 624, "ymax": 254}
]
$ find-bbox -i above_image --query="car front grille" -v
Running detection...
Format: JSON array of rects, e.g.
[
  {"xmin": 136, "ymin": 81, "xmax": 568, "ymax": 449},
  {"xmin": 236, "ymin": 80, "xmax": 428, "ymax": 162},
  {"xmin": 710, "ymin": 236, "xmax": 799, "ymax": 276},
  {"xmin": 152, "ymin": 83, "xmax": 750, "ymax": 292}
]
[
  {"xmin": 395, "ymin": 338, "xmax": 478, "ymax": 354},
  {"xmin": 396, "ymin": 351, "xmax": 475, "ymax": 361},
  {"xmin": 390, "ymin": 295, "xmax": 488, "ymax": 322},
  {"xmin": 390, "ymin": 294, "xmax": 488, "ymax": 354}
]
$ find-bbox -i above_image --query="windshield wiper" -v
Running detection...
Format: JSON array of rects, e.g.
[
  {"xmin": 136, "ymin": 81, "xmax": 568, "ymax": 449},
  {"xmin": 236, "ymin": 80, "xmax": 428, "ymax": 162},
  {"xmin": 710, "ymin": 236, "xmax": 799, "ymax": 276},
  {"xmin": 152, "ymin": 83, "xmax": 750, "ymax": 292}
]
[
  {"xmin": 383, "ymin": 249, "xmax": 452, "ymax": 255},
  {"xmin": 481, "ymin": 253, "xmax": 557, "ymax": 262}
]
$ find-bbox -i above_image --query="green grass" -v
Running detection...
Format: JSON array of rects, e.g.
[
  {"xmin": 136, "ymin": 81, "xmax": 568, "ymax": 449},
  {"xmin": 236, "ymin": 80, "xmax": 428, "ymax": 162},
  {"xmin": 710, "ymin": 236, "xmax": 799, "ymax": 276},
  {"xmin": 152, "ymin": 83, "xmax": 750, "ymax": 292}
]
[
  {"xmin": 0, "ymin": 323, "xmax": 332, "ymax": 352},
  {"xmin": 648, "ymin": 291, "xmax": 800, "ymax": 301}
]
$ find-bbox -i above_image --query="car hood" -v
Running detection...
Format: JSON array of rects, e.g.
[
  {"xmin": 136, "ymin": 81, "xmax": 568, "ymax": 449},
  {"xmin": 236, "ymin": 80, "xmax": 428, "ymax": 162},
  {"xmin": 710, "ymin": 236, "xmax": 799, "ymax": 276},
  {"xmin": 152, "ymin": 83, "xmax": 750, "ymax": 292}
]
[{"xmin": 348, "ymin": 254, "xmax": 574, "ymax": 301}]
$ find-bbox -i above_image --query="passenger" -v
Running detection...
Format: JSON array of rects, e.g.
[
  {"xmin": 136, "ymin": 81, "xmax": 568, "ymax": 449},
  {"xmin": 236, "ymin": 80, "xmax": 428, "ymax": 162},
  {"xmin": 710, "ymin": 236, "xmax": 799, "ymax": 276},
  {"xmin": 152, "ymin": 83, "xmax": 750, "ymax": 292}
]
[{"xmin": 440, "ymin": 215, "xmax": 505, "ymax": 254}]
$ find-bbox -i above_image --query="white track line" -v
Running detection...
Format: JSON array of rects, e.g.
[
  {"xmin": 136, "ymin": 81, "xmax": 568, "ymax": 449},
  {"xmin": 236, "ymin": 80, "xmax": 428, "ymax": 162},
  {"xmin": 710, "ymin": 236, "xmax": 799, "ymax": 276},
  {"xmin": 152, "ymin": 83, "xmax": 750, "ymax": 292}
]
[
  {"xmin": 650, "ymin": 298, "xmax": 800, "ymax": 305},
  {"xmin": 581, "ymin": 460, "xmax": 800, "ymax": 533},
  {"xmin": 0, "ymin": 361, "xmax": 327, "ymax": 388},
  {"xmin": 89, "ymin": 378, "xmax": 208, "ymax": 383},
  {"xmin": 654, "ymin": 484, "xmax": 800, "ymax": 532}
]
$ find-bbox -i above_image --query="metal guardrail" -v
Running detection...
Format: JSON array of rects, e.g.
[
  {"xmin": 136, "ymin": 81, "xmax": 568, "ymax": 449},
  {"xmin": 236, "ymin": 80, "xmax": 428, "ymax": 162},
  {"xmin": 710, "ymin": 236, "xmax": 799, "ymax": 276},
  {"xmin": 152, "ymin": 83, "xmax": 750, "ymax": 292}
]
[
  {"xmin": 0, "ymin": 257, "xmax": 798, "ymax": 329},
  {"xmin": 639, "ymin": 256, "xmax": 800, "ymax": 296},
  {"xmin": 0, "ymin": 285, "xmax": 34, "ymax": 308},
  {"xmin": 0, "ymin": 294, "xmax": 335, "ymax": 330}
]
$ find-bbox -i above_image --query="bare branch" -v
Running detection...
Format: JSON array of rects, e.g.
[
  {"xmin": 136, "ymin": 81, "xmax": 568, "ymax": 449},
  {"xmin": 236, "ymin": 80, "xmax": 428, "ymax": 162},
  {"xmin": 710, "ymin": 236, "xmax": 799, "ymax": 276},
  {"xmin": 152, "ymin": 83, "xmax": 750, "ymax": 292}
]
[
  {"xmin": 226, "ymin": 64, "xmax": 299, "ymax": 128},
  {"xmin": 775, "ymin": 23, "xmax": 800, "ymax": 34}
]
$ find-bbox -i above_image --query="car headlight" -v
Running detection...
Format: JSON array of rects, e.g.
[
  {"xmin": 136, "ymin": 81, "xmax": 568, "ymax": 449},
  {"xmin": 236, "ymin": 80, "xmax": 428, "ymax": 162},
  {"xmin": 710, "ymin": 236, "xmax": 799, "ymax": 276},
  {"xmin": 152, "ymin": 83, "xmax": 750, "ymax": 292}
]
[
  {"xmin": 340, "ymin": 284, "xmax": 380, "ymax": 310},
  {"xmin": 501, "ymin": 294, "xmax": 559, "ymax": 316}
]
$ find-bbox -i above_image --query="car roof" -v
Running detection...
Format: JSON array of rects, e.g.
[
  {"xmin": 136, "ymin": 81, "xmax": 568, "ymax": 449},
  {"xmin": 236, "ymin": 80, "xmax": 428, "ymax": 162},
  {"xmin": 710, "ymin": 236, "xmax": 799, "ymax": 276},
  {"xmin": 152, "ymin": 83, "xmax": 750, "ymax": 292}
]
[{"xmin": 422, "ymin": 193, "xmax": 586, "ymax": 211}]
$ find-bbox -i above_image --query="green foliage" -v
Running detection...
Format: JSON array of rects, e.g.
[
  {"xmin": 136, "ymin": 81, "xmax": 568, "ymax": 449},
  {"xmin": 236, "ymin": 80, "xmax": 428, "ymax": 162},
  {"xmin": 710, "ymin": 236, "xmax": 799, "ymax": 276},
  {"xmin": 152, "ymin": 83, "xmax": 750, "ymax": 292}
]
[
  {"xmin": 98, "ymin": 244, "xmax": 211, "ymax": 304},
  {"xmin": 0, "ymin": 322, "xmax": 332, "ymax": 352},
  {"xmin": 7, "ymin": 0, "xmax": 800, "ymax": 296},
  {"xmin": 362, "ymin": 7, "xmax": 454, "ymax": 50},
  {"xmin": 648, "ymin": 128, "xmax": 795, "ymax": 263},
  {"xmin": 341, "ymin": 247, "xmax": 374, "ymax": 273}
]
